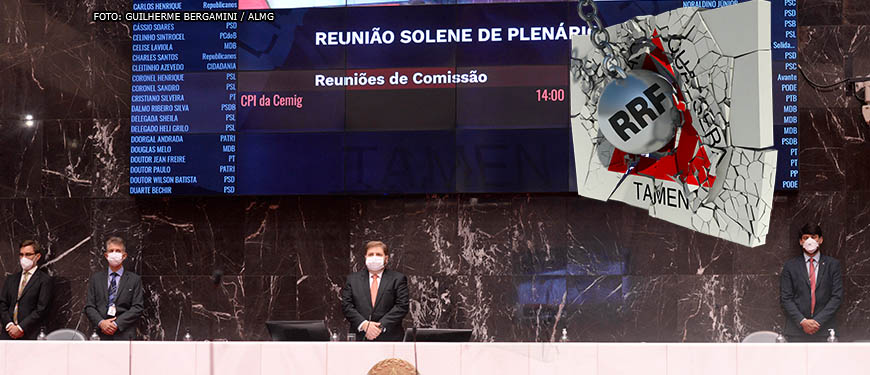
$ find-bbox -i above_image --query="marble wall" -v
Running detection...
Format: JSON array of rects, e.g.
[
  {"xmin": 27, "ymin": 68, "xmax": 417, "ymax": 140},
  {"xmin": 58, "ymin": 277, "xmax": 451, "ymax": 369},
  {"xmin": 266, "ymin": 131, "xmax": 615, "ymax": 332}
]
[{"xmin": 0, "ymin": 0, "xmax": 869, "ymax": 342}]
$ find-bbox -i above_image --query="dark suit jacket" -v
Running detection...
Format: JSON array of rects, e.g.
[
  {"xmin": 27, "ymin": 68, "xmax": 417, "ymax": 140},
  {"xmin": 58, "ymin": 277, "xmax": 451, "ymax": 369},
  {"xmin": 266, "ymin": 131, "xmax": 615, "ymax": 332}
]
[
  {"xmin": 341, "ymin": 269, "xmax": 409, "ymax": 341},
  {"xmin": 780, "ymin": 254, "xmax": 843, "ymax": 338},
  {"xmin": 84, "ymin": 269, "xmax": 144, "ymax": 340},
  {"xmin": 0, "ymin": 269, "xmax": 53, "ymax": 340}
]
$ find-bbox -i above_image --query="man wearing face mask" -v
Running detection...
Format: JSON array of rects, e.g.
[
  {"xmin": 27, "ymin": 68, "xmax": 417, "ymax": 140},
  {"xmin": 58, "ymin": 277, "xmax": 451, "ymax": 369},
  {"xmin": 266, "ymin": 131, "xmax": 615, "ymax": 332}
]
[
  {"xmin": 0, "ymin": 240, "xmax": 53, "ymax": 340},
  {"xmin": 780, "ymin": 223, "xmax": 843, "ymax": 342},
  {"xmin": 84, "ymin": 237, "xmax": 145, "ymax": 340},
  {"xmin": 341, "ymin": 241, "xmax": 409, "ymax": 341}
]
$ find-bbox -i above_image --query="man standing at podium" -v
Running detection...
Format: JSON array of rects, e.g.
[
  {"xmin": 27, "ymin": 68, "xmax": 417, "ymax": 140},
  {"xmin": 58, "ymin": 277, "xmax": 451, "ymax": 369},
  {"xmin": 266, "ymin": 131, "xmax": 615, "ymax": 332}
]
[
  {"xmin": 84, "ymin": 237, "xmax": 144, "ymax": 340},
  {"xmin": 0, "ymin": 240, "xmax": 53, "ymax": 340},
  {"xmin": 780, "ymin": 224, "xmax": 843, "ymax": 342},
  {"xmin": 341, "ymin": 241, "xmax": 409, "ymax": 341}
]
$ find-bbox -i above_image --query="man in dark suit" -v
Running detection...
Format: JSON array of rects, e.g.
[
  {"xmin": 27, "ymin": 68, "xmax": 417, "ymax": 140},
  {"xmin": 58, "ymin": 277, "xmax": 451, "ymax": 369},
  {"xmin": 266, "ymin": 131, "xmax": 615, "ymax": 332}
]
[
  {"xmin": 341, "ymin": 241, "xmax": 409, "ymax": 341},
  {"xmin": 0, "ymin": 240, "xmax": 53, "ymax": 340},
  {"xmin": 84, "ymin": 236, "xmax": 144, "ymax": 340},
  {"xmin": 780, "ymin": 223, "xmax": 843, "ymax": 342}
]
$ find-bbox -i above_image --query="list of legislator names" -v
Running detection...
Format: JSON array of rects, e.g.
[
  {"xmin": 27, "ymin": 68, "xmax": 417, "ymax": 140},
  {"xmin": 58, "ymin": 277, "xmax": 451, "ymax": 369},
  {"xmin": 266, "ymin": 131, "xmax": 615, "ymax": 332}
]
[
  {"xmin": 772, "ymin": 0, "xmax": 799, "ymax": 190},
  {"xmin": 129, "ymin": 0, "xmax": 238, "ymax": 195}
]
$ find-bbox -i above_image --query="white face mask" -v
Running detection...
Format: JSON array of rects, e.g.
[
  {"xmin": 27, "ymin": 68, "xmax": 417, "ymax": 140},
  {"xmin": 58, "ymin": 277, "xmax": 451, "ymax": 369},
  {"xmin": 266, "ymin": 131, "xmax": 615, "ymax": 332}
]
[
  {"xmin": 803, "ymin": 237, "xmax": 819, "ymax": 254},
  {"xmin": 107, "ymin": 252, "xmax": 124, "ymax": 267},
  {"xmin": 20, "ymin": 257, "xmax": 34, "ymax": 271},
  {"xmin": 366, "ymin": 256, "xmax": 385, "ymax": 272}
]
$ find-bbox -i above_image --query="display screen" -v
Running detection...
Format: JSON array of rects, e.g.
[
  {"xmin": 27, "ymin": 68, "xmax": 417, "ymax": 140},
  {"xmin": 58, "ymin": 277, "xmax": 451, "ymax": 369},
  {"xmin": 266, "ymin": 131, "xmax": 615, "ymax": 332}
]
[{"xmin": 129, "ymin": 0, "xmax": 798, "ymax": 195}]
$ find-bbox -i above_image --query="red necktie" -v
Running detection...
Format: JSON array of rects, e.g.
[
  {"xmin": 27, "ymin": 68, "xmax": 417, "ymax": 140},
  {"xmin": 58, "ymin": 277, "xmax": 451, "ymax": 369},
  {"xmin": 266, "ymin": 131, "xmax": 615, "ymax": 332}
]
[
  {"xmin": 809, "ymin": 259, "xmax": 816, "ymax": 315},
  {"xmin": 371, "ymin": 274, "xmax": 379, "ymax": 307}
]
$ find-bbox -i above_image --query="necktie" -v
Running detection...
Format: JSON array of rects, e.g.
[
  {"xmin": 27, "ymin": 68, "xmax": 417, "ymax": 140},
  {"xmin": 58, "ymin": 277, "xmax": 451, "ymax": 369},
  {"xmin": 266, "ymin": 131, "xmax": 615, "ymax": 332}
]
[
  {"xmin": 13, "ymin": 271, "xmax": 31, "ymax": 323},
  {"xmin": 809, "ymin": 259, "xmax": 816, "ymax": 315},
  {"xmin": 371, "ymin": 274, "xmax": 379, "ymax": 307},
  {"xmin": 108, "ymin": 272, "xmax": 119, "ymax": 307}
]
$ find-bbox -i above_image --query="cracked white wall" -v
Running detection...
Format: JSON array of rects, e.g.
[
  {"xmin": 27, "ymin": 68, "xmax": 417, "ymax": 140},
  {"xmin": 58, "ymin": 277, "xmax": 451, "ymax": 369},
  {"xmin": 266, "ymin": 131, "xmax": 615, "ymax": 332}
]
[{"xmin": 570, "ymin": 0, "xmax": 775, "ymax": 247}]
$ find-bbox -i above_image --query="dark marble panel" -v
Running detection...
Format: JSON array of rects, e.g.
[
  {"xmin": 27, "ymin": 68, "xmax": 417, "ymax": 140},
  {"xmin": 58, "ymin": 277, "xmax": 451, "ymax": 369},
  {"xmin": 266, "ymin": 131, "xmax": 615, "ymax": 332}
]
[
  {"xmin": 798, "ymin": 0, "xmax": 842, "ymax": 26},
  {"xmin": 450, "ymin": 275, "xmax": 557, "ymax": 342},
  {"xmin": 798, "ymin": 147, "xmax": 848, "ymax": 192},
  {"xmin": 32, "ymin": 38, "xmax": 131, "ymax": 120},
  {"xmin": 843, "ymin": 1, "xmax": 870, "ymax": 26},
  {"xmin": 401, "ymin": 195, "xmax": 461, "ymax": 276},
  {"xmin": 188, "ymin": 275, "xmax": 297, "ymax": 341},
  {"xmin": 241, "ymin": 275, "xmax": 297, "ymax": 340},
  {"xmin": 48, "ymin": 0, "xmax": 134, "ymax": 41},
  {"xmin": 45, "ymin": 275, "xmax": 91, "ymax": 334},
  {"xmin": 0, "ymin": 120, "xmax": 41, "ymax": 198},
  {"xmin": 732, "ymin": 275, "xmax": 785, "ymax": 340},
  {"xmin": 296, "ymin": 274, "xmax": 346, "ymax": 338},
  {"xmin": 42, "ymin": 120, "xmax": 96, "ymax": 197},
  {"xmin": 676, "ymin": 275, "xmax": 735, "ymax": 342},
  {"xmin": 457, "ymin": 196, "xmax": 512, "ymax": 276},
  {"xmin": 141, "ymin": 276, "xmax": 191, "ymax": 341},
  {"xmin": 566, "ymin": 198, "xmax": 628, "ymax": 276},
  {"xmin": 618, "ymin": 275, "xmax": 679, "ymax": 342},
  {"xmin": 34, "ymin": 198, "xmax": 94, "ymax": 278},
  {"xmin": 841, "ymin": 276, "xmax": 870, "ymax": 342},
  {"xmin": 244, "ymin": 196, "xmax": 349, "ymax": 277},
  {"xmin": 798, "ymin": 108, "xmax": 868, "ymax": 150},
  {"xmin": 842, "ymin": 192, "xmax": 870, "ymax": 275},
  {"xmin": 0, "ymin": 48, "xmax": 48, "ymax": 121},
  {"xmin": 0, "ymin": 2, "xmax": 47, "ymax": 45},
  {"xmin": 138, "ymin": 197, "xmax": 245, "ymax": 276},
  {"xmin": 674, "ymin": 275, "xmax": 784, "ymax": 343},
  {"xmin": 498, "ymin": 275, "xmax": 565, "ymax": 342},
  {"xmin": 797, "ymin": 26, "xmax": 851, "ymax": 110},
  {"xmin": 842, "ymin": 26, "xmax": 870, "ymax": 74},
  {"xmin": 733, "ymin": 196, "xmax": 795, "ymax": 275},
  {"xmin": 561, "ymin": 275, "xmax": 624, "ymax": 342},
  {"xmin": 622, "ymin": 207, "xmax": 682, "ymax": 276},
  {"xmin": 406, "ymin": 275, "xmax": 468, "ymax": 332},
  {"xmin": 675, "ymin": 231, "xmax": 735, "ymax": 276},
  {"xmin": 189, "ymin": 276, "xmax": 240, "ymax": 341},
  {"xmin": 509, "ymin": 195, "xmax": 569, "ymax": 276}
]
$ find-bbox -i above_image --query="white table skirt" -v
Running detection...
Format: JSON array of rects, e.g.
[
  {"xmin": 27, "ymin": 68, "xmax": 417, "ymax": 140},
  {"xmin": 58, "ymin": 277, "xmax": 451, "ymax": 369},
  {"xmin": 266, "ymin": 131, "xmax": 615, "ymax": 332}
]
[{"xmin": 1, "ymin": 341, "xmax": 868, "ymax": 375}]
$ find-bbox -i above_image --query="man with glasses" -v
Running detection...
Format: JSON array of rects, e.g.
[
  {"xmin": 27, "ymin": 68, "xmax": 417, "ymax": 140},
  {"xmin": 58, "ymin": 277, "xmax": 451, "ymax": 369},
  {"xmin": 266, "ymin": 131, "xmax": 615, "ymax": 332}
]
[
  {"xmin": 84, "ymin": 237, "xmax": 144, "ymax": 340},
  {"xmin": 0, "ymin": 240, "xmax": 53, "ymax": 340}
]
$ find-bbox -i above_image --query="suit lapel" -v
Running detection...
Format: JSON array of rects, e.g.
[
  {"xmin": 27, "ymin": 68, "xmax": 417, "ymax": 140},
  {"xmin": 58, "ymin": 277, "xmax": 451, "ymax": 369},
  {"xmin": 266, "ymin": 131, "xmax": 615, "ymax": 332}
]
[
  {"xmin": 358, "ymin": 271, "xmax": 374, "ymax": 311},
  {"xmin": 815, "ymin": 258, "xmax": 825, "ymax": 289},
  {"xmin": 115, "ymin": 272, "xmax": 130, "ymax": 300},
  {"xmin": 9, "ymin": 272, "xmax": 22, "ymax": 299},
  {"xmin": 99, "ymin": 271, "xmax": 110, "ymax": 304}
]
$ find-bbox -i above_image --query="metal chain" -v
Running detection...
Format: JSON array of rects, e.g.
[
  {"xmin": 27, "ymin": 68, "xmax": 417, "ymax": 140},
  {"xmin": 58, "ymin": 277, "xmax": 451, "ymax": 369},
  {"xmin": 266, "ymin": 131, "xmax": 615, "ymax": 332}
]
[{"xmin": 577, "ymin": 0, "xmax": 626, "ymax": 78}]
